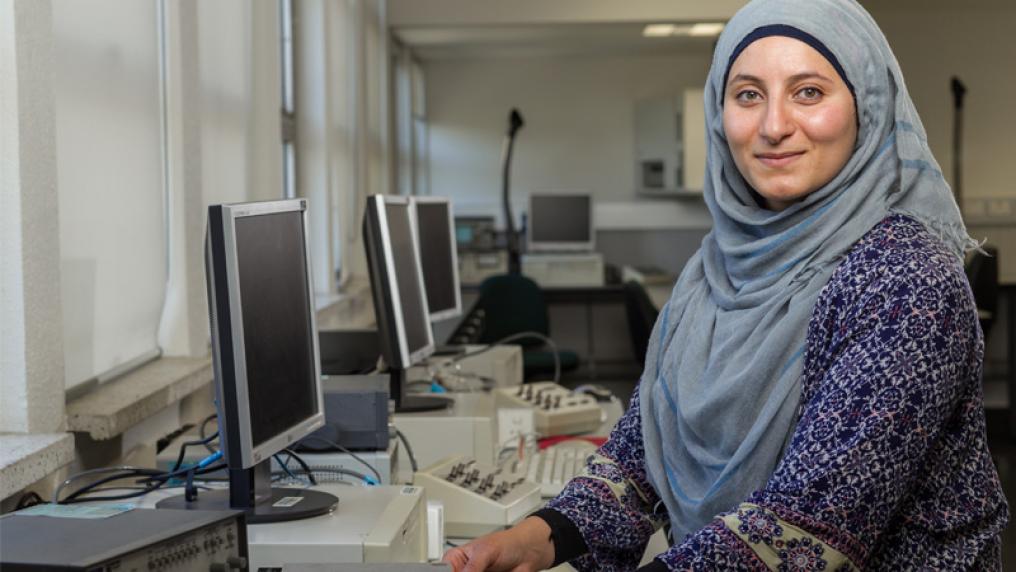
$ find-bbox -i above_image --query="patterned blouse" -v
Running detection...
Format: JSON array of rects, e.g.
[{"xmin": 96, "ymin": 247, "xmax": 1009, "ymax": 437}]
[{"xmin": 536, "ymin": 215, "xmax": 1009, "ymax": 571}]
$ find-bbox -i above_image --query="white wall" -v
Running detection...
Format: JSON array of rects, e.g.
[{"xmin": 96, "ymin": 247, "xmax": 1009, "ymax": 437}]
[
  {"xmin": 426, "ymin": 51, "xmax": 714, "ymax": 227},
  {"xmin": 868, "ymin": 2, "xmax": 1016, "ymax": 202},
  {"xmin": 425, "ymin": 3, "xmax": 1016, "ymax": 235}
]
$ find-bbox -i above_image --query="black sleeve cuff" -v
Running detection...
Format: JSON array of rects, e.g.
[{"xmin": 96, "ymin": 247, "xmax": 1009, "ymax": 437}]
[
  {"xmin": 530, "ymin": 508, "xmax": 589, "ymax": 567},
  {"xmin": 636, "ymin": 559, "xmax": 669, "ymax": 572}
]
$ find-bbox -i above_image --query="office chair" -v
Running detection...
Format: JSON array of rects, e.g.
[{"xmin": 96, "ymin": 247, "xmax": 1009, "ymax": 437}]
[
  {"xmin": 476, "ymin": 273, "xmax": 580, "ymax": 381},
  {"xmin": 965, "ymin": 245, "xmax": 999, "ymax": 342},
  {"xmin": 623, "ymin": 281, "xmax": 660, "ymax": 369}
]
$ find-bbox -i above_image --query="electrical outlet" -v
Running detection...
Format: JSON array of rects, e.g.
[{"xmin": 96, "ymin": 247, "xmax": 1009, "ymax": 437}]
[{"xmin": 497, "ymin": 407, "xmax": 535, "ymax": 448}]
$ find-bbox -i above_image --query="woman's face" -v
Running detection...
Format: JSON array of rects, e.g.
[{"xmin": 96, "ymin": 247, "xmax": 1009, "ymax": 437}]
[{"xmin": 723, "ymin": 36, "xmax": 858, "ymax": 211}]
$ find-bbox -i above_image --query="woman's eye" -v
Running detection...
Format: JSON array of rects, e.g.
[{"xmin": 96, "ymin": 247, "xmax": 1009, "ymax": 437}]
[
  {"xmin": 796, "ymin": 87, "xmax": 822, "ymax": 101},
  {"xmin": 735, "ymin": 90, "xmax": 762, "ymax": 103}
]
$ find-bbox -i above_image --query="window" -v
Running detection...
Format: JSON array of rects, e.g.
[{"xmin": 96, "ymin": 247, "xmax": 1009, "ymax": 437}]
[
  {"xmin": 53, "ymin": 0, "xmax": 167, "ymax": 390},
  {"xmin": 280, "ymin": 0, "xmax": 296, "ymax": 200}
]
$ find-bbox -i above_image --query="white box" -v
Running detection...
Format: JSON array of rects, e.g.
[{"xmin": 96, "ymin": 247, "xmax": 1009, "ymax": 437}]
[
  {"xmin": 522, "ymin": 253, "xmax": 604, "ymax": 287},
  {"xmin": 245, "ymin": 484, "xmax": 428, "ymax": 569},
  {"xmin": 392, "ymin": 393, "xmax": 499, "ymax": 482}
]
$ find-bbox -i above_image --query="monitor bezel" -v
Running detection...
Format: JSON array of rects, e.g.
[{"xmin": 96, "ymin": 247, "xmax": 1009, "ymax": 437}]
[
  {"xmin": 208, "ymin": 199, "xmax": 326, "ymax": 470},
  {"xmin": 526, "ymin": 193, "xmax": 595, "ymax": 252},
  {"xmin": 365, "ymin": 194, "xmax": 436, "ymax": 369},
  {"xmin": 411, "ymin": 196, "xmax": 463, "ymax": 323}
]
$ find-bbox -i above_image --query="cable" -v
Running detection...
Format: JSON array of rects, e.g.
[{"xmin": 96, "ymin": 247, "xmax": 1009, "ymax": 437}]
[
  {"xmin": 394, "ymin": 428, "xmax": 418, "ymax": 473},
  {"xmin": 297, "ymin": 435, "xmax": 383, "ymax": 484},
  {"xmin": 171, "ymin": 431, "xmax": 220, "ymax": 473},
  {"xmin": 58, "ymin": 450, "xmax": 226, "ymax": 504},
  {"xmin": 59, "ymin": 469, "xmax": 164, "ymax": 503},
  {"xmin": 274, "ymin": 453, "xmax": 310, "ymax": 486},
  {"xmin": 447, "ymin": 330, "xmax": 562, "ymax": 384},
  {"xmin": 198, "ymin": 414, "xmax": 219, "ymax": 453},
  {"xmin": 53, "ymin": 466, "xmax": 159, "ymax": 504},
  {"xmin": 282, "ymin": 449, "xmax": 317, "ymax": 486}
]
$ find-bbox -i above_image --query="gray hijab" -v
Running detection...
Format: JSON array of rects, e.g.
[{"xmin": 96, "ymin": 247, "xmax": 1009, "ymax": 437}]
[{"xmin": 640, "ymin": 0, "xmax": 971, "ymax": 543}]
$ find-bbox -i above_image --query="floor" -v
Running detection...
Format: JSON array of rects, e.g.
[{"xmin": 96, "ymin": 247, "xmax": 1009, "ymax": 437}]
[{"xmin": 561, "ymin": 361, "xmax": 1015, "ymax": 567}]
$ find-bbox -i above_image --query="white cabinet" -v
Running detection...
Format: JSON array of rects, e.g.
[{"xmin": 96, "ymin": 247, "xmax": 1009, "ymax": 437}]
[{"xmin": 633, "ymin": 88, "xmax": 705, "ymax": 196}]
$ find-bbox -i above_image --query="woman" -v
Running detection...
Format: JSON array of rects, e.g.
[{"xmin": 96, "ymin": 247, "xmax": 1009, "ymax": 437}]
[{"xmin": 444, "ymin": 0, "xmax": 1008, "ymax": 570}]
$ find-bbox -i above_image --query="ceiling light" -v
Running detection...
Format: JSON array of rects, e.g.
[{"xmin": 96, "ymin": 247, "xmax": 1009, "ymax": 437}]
[
  {"xmin": 643, "ymin": 24, "xmax": 675, "ymax": 37},
  {"xmin": 690, "ymin": 23, "xmax": 725, "ymax": 37}
]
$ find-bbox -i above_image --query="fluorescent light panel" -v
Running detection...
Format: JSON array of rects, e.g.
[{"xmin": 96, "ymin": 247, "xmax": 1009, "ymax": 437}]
[{"xmin": 643, "ymin": 22, "xmax": 724, "ymax": 38}]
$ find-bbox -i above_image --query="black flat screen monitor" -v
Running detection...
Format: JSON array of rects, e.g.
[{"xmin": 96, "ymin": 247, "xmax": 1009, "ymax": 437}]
[
  {"xmin": 158, "ymin": 199, "xmax": 336, "ymax": 523},
  {"xmin": 412, "ymin": 197, "xmax": 462, "ymax": 322},
  {"xmin": 363, "ymin": 195, "xmax": 450, "ymax": 412},
  {"xmin": 527, "ymin": 193, "xmax": 594, "ymax": 252}
]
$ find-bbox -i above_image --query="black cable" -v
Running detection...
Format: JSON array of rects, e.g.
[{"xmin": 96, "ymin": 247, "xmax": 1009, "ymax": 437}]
[
  {"xmin": 171, "ymin": 431, "xmax": 220, "ymax": 473},
  {"xmin": 298, "ymin": 435, "xmax": 384, "ymax": 484},
  {"xmin": 59, "ymin": 460, "xmax": 224, "ymax": 504},
  {"xmin": 62, "ymin": 481, "xmax": 163, "ymax": 504},
  {"xmin": 198, "ymin": 414, "xmax": 219, "ymax": 453},
  {"xmin": 283, "ymin": 449, "xmax": 317, "ymax": 486},
  {"xmin": 184, "ymin": 468, "xmax": 199, "ymax": 502},
  {"xmin": 274, "ymin": 453, "xmax": 305, "ymax": 484},
  {"xmin": 395, "ymin": 428, "xmax": 418, "ymax": 473},
  {"xmin": 144, "ymin": 461, "xmax": 226, "ymax": 484},
  {"xmin": 60, "ymin": 468, "xmax": 165, "ymax": 503}
]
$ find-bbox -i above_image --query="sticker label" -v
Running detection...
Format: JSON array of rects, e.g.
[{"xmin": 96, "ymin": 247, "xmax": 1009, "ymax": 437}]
[
  {"xmin": 273, "ymin": 496, "xmax": 304, "ymax": 508},
  {"xmin": 401, "ymin": 486, "xmax": 420, "ymax": 495},
  {"xmin": 17, "ymin": 503, "xmax": 135, "ymax": 519}
]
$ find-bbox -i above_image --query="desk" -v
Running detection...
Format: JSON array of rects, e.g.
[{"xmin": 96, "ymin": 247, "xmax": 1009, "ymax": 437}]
[{"xmin": 542, "ymin": 286, "xmax": 625, "ymax": 379}]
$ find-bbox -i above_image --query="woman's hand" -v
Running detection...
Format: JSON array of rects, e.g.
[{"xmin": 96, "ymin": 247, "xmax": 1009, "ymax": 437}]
[{"xmin": 442, "ymin": 516, "xmax": 556, "ymax": 572}]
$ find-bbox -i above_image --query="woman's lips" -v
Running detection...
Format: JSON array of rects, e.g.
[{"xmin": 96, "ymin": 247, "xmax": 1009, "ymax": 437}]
[{"xmin": 755, "ymin": 151, "xmax": 805, "ymax": 168}]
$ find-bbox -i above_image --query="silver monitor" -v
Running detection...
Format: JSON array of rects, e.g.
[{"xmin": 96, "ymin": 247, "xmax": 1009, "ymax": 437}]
[
  {"xmin": 363, "ymin": 195, "xmax": 448, "ymax": 412},
  {"xmin": 527, "ymin": 193, "xmax": 594, "ymax": 252},
  {"xmin": 159, "ymin": 199, "xmax": 336, "ymax": 523},
  {"xmin": 411, "ymin": 196, "xmax": 462, "ymax": 322}
]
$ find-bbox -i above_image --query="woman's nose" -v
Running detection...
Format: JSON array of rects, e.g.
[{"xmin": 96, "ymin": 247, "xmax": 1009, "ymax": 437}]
[{"xmin": 759, "ymin": 101, "xmax": 794, "ymax": 145}]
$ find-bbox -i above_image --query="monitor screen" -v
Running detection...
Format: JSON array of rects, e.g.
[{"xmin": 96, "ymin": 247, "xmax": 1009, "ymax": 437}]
[
  {"xmin": 413, "ymin": 198, "xmax": 461, "ymax": 321},
  {"xmin": 528, "ymin": 194, "xmax": 593, "ymax": 251},
  {"xmin": 385, "ymin": 201, "xmax": 433, "ymax": 358},
  {"xmin": 165, "ymin": 199, "xmax": 335, "ymax": 523},
  {"xmin": 234, "ymin": 211, "xmax": 318, "ymax": 448},
  {"xmin": 364, "ymin": 195, "xmax": 447, "ymax": 413},
  {"xmin": 204, "ymin": 200, "xmax": 325, "ymax": 470}
]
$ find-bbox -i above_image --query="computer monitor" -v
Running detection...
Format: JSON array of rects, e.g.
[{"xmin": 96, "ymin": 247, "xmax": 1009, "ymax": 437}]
[
  {"xmin": 411, "ymin": 196, "xmax": 461, "ymax": 322},
  {"xmin": 363, "ymin": 194, "xmax": 450, "ymax": 413},
  {"xmin": 158, "ymin": 199, "xmax": 337, "ymax": 523},
  {"xmin": 527, "ymin": 193, "xmax": 594, "ymax": 252}
]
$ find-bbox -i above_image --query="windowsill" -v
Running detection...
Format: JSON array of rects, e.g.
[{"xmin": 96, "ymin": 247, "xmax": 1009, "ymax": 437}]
[
  {"xmin": 66, "ymin": 356, "xmax": 213, "ymax": 440},
  {"xmin": 316, "ymin": 276, "xmax": 377, "ymax": 330},
  {"xmin": 62, "ymin": 277, "xmax": 375, "ymax": 442},
  {"xmin": 0, "ymin": 433, "xmax": 75, "ymax": 500}
]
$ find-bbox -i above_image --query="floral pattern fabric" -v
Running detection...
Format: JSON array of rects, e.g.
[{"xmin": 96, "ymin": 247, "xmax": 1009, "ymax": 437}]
[{"xmin": 543, "ymin": 215, "xmax": 1008, "ymax": 570}]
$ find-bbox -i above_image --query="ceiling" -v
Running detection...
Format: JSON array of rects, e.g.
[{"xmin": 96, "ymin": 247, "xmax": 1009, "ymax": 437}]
[{"xmin": 394, "ymin": 23, "xmax": 721, "ymax": 60}]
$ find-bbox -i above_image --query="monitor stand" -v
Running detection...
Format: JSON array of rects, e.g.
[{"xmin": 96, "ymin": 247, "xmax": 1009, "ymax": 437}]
[
  {"xmin": 157, "ymin": 462, "xmax": 337, "ymax": 524},
  {"xmin": 391, "ymin": 368, "xmax": 451, "ymax": 413}
]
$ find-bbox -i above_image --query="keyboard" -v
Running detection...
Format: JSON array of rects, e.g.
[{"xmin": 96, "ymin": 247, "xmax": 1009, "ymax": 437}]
[
  {"xmin": 509, "ymin": 440, "xmax": 599, "ymax": 497},
  {"xmin": 494, "ymin": 382, "xmax": 604, "ymax": 436}
]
